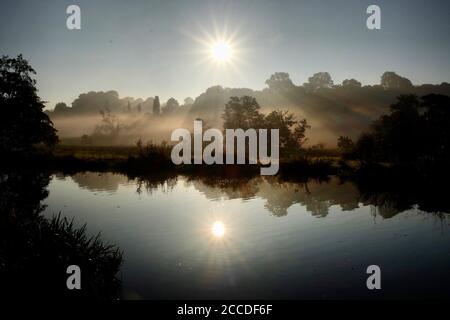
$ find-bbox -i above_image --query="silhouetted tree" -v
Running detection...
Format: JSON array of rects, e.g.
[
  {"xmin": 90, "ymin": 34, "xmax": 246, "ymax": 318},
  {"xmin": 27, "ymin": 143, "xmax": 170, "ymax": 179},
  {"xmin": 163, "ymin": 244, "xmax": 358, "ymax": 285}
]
[
  {"xmin": 354, "ymin": 133, "xmax": 376, "ymax": 164},
  {"xmin": 264, "ymin": 110, "xmax": 310, "ymax": 154},
  {"xmin": 337, "ymin": 135, "xmax": 355, "ymax": 159},
  {"xmin": 265, "ymin": 72, "xmax": 295, "ymax": 91},
  {"xmin": 62, "ymin": 90, "xmax": 121, "ymax": 115},
  {"xmin": 381, "ymin": 72, "xmax": 413, "ymax": 91},
  {"xmin": 184, "ymin": 97, "xmax": 194, "ymax": 105},
  {"xmin": 0, "ymin": 55, "xmax": 58, "ymax": 154},
  {"xmin": 54, "ymin": 102, "xmax": 70, "ymax": 113},
  {"xmin": 94, "ymin": 109, "xmax": 121, "ymax": 137},
  {"xmin": 304, "ymin": 72, "xmax": 334, "ymax": 92},
  {"xmin": 137, "ymin": 103, "xmax": 142, "ymax": 113},
  {"xmin": 153, "ymin": 96, "xmax": 160, "ymax": 115},
  {"xmin": 342, "ymin": 79, "xmax": 362, "ymax": 87},
  {"xmin": 419, "ymin": 94, "xmax": 450, "ymax": 162},
  {"xmin": 80, "ymin": 134, "xmax": 92, "ymax": 145},
  {"xmin": 353, "ymin": 94, "xmax": 450, "ymax": 165},
  {"xmin": 222, "ymin": 96, "xmax": 264, "ymax": 130},
  {"xmin": 337, "ymin": 136, "xmax": 354, "ymax": 152},
  {"xmin": 222, "ymin": 96, "xmax": 310, "ymax": 156},
  {"xmin": 162, "ymin": 97, "xmax": 179, "ymax": 114},
  {"xmin": 372, "ymin": 94, "xmax": 422, "ymax": 163}
]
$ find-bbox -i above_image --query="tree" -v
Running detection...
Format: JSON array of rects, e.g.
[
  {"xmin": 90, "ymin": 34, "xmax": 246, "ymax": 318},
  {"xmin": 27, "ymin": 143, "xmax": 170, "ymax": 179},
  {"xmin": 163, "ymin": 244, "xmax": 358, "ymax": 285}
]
[
  {"xmin": 337, "ymin": 136, "xmax": 355, "ymax": 156},
  {"xmin": 353, "ymin": 94, "xmax": 450, "ymax": 165},
  {"xmin": 304, "ymin": 72, "xmax": 334, "ymax": 92},
  {"xmin": 354, "ymin": 133, "xmax": 376, "ymax": 164},
  {"xmin": 184, "ymin": 97, "xmax": 194, "ymax": 105},
  {"xmin": 342, "ymin": 79, "xmax": 362, "ymax": 87},
  {"xmin": 93, "ymin": 109, "xmax": 121, "ymax": 138},
  {"xmin": 0, "ymin": 55, "xmax": 58, "ymax": 154},
  {"xmin": 137, "ymin": 103, "xmax": 142, "ymax": 113},
  {"xmin": 417, "ymin": 94, "xmax": 450, "ymax": 162},
  {"xmin": 265, "ymin": 72, "xmax": 295, "ymax": 91},
  {"xmin": 152, "ymin": 96, "xmax": 160, "ymax": 115},
  {"xmin": 162, "ymin": 97, "xmax": 179, "ymax": 114},
  {"xmin": 222, "ymin": 96, "xmax": 264, "ymax": 130},
  {"xmin": 80, "ymin": 134, "xmax": 92, "ymax": 145},
  {"xmin": 53, "ymin": 102, "xmax": 70, "ymax": 115},
  {"xmin": 371, "ymin": 95, "xmax": 422, "ymax": 163},
  {"xmin": 381, "ymin": 72, "xmax": 413, "ymax": 90},
  {"xmin": 222, "ymin": 96, "xmax": 310, "ymax": 155},
  {"xmin": 264, "ymin": 110, "xmax": 310, "ymax": 153}
]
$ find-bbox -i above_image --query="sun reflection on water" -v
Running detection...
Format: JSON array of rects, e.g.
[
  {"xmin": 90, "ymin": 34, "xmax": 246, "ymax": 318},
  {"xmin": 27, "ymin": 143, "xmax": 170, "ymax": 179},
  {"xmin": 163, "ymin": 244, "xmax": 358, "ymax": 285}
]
[{"xmin": 211, "ymin": 221, "xmax": 226, "ymax": 238}]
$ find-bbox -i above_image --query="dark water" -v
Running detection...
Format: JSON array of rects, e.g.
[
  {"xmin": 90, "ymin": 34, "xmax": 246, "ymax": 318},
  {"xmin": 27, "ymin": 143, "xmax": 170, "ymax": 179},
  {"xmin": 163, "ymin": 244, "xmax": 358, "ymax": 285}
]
[{"xmin": 37, "ymin": 172, "xmax": 450, "ymax": 299}]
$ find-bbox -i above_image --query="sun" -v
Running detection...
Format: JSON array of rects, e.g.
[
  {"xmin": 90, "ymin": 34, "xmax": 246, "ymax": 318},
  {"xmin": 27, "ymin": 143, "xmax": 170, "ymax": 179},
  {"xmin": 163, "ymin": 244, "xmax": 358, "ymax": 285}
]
[
  {"xmin": 210, "ymin": 41, "xmax": 233, "ymax": 63},
  {"xmin": 211, "ymin": 221, "xmax": 226, "ymax": 238}
]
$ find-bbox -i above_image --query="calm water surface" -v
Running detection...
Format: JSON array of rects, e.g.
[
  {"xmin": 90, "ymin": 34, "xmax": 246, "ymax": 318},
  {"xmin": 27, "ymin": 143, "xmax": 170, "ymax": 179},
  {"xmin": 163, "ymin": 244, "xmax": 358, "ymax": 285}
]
[{"xmin": 42, "ymin": 172, "xmax": 450, "ymax": 299}]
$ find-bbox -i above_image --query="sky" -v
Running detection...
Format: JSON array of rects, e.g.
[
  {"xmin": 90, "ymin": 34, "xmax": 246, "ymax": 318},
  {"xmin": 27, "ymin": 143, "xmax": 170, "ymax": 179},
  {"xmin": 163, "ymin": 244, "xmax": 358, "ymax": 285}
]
[{"xmin": 1, "ymin": 0, "xmax": 449, "ymax": 108}]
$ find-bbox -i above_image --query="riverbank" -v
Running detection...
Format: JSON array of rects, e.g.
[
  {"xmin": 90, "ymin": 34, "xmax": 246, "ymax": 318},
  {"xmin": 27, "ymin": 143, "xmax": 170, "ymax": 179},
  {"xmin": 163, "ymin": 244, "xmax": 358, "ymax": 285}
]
[
  {"xmin": 3, "ymin": 144, "xmax": 342, "ymax": 178},
  {"xmin": 4, "ymin": 144, "xmax": 450, "ymax": 184}
]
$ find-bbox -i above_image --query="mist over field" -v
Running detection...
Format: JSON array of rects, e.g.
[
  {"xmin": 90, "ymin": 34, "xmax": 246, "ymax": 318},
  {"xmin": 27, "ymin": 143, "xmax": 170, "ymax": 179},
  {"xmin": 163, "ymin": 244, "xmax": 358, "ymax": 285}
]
[{"xmin": 48, "ymin": 72, "xmax": 450, "ymax": 146}]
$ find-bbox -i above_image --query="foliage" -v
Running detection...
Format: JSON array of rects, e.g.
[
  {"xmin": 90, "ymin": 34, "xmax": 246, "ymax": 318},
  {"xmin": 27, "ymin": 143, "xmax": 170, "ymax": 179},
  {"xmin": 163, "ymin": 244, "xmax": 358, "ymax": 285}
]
[
  {"xmin": 264, "ymin": 110, "xmax": 310, "ymax": 154},
  {"xmin": 162, "ymin": 97, "xmax": 179, "ymax": 114},
  {"xmin": 222, "ymin": 96, "xmax": 265, "ymax": 130},
  {"xmin": 124, "ymin": 139, "xmax": 173, "ymax": 172},
  {"xmin": 265, "ymin": 72, "xmax": 295, "ymax": 91},
  {"xmin": 381, "ymin": 71, "xmax": 413, "ymax": 90},
  {"xmin": 153, "ymin": 96, "xmax": 161, "ymax": 115},
  {"xmin": 353, "ymin": 94, "xmax": 450, "ymax": 165},
  {"xmin": 304, "ymin": 72, "xmax": 334, "ymax": 92},
  {"xmin": 0, "ymin": 55, "xmax": 58, "ymax": 154},
  {"xmin": 342, "ymin": 79, "xmax": 361, "ymax": 87},
  {"xmin": 222, "ymin": 96, "xmax": 310, "ymax": 156},
  {"xmin": 0, "ymin": 171, "xmax": 122, "ymax": 299},
  {"xmin": 184, "ymin": 97, "xmax": 194, "ymax": 105},
  {"xmin": 93, "ymin": 109, "xmax": 122, "ymax": 137},
  {"xmin": 337, "ymin": 135, "xmax": 355, "ymax": 158}
]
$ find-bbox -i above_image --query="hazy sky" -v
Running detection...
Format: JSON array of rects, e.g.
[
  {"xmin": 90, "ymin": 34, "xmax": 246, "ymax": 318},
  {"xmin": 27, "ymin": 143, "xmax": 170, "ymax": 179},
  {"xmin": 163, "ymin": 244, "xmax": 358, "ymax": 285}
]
[{"xmin": 1, "ymin": 0, "xmax": 449, "ymax": 108}]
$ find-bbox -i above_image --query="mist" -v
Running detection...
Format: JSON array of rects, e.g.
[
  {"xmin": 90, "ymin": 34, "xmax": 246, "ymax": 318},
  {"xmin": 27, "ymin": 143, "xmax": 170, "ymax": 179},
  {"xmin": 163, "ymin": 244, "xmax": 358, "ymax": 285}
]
[{"xmin": 47, "ymin": 72, "xmax": 450, "ymax": 147}]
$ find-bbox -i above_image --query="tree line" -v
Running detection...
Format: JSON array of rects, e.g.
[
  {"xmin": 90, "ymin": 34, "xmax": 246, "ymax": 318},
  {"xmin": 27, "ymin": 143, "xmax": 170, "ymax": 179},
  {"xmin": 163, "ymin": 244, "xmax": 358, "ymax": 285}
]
[
  {"xmin": 338, "ymin": 94, "xmax": 450, "ymax": 166},
  {"xmin": 2, "ymin": 54, "xmax": 450, "ymax": 170}
]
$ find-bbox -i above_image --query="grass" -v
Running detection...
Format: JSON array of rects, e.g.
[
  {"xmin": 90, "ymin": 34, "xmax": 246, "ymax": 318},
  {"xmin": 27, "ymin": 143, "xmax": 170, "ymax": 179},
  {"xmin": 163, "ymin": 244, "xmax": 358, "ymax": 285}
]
[
  {"xmin": 54, "ymin": 145, "xmax": 139, "ymax": 160},
  {"xmin": 1, "ymin": 208, "xmax": 123, "ymax": 299},
  {"xmin": 0, "ymin": 168, "xmax": 123, "ymax": 300},
  {"xmin": 0, "ymin": 143, "xmax": 346, "ymax": 180},
  {"xmin": 49, "ymin": 144, "xmax": 340, "ymax": 178}
]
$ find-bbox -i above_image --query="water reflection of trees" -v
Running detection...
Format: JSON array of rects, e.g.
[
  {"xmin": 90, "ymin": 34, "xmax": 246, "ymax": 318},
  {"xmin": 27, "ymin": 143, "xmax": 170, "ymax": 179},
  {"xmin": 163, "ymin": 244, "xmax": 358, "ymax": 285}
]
[
  {"xmin": 187, "ymin": 175, "xmax": 361, "ymax": 217},
  {"xmin": 69, "ymin": 172, "xmax": 131, "ymax": 192},
  {"xmin": 63, "ymin": 169, "xmax": 450, "ymax": 219},
  {"xmin": 131, "ymin": 172, "xmax": 450, "ymax": 219},
  {"xmin": 355, "ymin": 168, "xmax": 450, "ymax": 219},
  {"xmin": 0, "ymin": 170, "xmax": 123, "ymax": 299},
  {"xmin": 131, "ymin": 172, "xmax": 178, "ymax": 195}
]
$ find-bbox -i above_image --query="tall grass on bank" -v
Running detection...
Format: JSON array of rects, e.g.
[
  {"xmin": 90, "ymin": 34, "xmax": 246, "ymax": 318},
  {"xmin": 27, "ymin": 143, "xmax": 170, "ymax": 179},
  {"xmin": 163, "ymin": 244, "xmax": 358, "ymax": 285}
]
[
  {"xmin": 1, "ymin": 212, "xmax": 123, "ymax": 299},
  {"xmin": 4, "ymin": 142, "xmax": 338, "ymax": 178},
  {"xmin": 122, "ymin": 139, "xmax": 174, "ymax": 173},
  {"xmin": 1, "ymin": 171, "xmax": 123, "ymax": 299}
]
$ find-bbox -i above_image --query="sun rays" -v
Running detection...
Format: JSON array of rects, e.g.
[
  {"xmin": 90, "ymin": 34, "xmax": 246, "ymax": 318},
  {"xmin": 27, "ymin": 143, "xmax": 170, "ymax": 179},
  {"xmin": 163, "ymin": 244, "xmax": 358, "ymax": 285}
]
[
  {"xmin": 210, "ymin": 40, "xmax": 233, "ymax": 64},
  {"xmin": 181, "ymin": 19, "xmax": 247, "ymax": 81}
]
